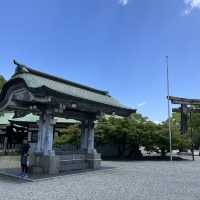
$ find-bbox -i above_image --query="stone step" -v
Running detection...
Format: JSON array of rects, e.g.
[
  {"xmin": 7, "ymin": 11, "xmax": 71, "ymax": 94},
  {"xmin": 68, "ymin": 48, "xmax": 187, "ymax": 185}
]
[
  {"xmin": 60, "ymin": 159, "xmax": 86, "ymax": 165},
  {"xmin": 58, "ymin": 154, "xmax": 86, "ymax": 161},
  {"xmin": 59, "ymin": 160, "xmax": 88, "ymax": 172}
]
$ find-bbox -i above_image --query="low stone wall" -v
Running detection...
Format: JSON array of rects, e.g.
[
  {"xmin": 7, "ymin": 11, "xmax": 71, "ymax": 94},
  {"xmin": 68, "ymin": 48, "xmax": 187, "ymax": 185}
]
[
  {"xmin": 29, "ymin": 152, "xmax": 101, "ymax": 175},
  {"xmin": 0, "ymin": 155, "xmax": 20, "ymax": 169},
  {"xmin": 97, "ymin": 144, "xmax": 119, "ymax": 158},
  {"xmin": 59, "ymin": 154, "xmax": 88, "ymax": 172},
  {"xmin": 86, "ymin": 153, "xmax": 101, "ymax": 169},
  {"xmin": 29, "ymin": 154, "xmax": 60, "ymax": 175}
]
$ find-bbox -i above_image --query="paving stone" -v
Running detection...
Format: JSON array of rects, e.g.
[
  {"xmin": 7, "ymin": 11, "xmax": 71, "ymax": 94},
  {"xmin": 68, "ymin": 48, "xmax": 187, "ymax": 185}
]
[{"xmin": 0, "ymin": 159, "xmax": 200, "ymax": 200}]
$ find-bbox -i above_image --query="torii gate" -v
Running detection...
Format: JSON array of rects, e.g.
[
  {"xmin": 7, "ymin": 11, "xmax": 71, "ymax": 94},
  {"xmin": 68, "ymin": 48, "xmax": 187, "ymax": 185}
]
[{"xmin": 168, "ymin": 96, "xmax": 200, "ymax": 160}]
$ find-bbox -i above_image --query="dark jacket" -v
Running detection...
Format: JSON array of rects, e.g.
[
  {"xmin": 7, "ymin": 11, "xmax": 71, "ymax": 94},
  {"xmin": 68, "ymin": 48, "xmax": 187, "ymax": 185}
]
[
  {"xmin": 21, "ymin": 144, "xmax": 30, "ymax": 156},
  {"xmin": 20, "ymin": 144, "xmax": 30, "ymax": 165}
]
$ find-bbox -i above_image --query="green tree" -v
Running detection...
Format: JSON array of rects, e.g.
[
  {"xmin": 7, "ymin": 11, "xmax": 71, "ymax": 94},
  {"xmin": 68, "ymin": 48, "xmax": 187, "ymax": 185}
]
[
  {"xmin": 54, "ymin": 112, "xmax": 192, "ymax": 158},
  {"xmin": 183, "ymin": 107, "xmax": 200, "ymax": 149},
  {"xmin": 95, "ymin": 113, "xmax": 155, "ymax": 158},
  {"xmin": 0, "ymin": 75, "xmax": 6, "ymax": 91},
  {"xmin": 0, "ymin": 75, "xmax": 6, "ymax": 116},
  {"xmin": 95, "ymin": 116, "xmax": 130, "ymax": 157},
  {"xmin": 54, "ymin": 125, "xmax": 80, "ymax": 147},
  {"xmin": 153, "ymin": 113, "xmax": 191, "ymax": 156}
]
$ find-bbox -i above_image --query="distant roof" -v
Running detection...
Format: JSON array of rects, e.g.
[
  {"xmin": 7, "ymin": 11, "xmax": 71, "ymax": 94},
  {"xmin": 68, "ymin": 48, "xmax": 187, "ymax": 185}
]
[
  {"xmin": 0, "ymin": 112, "xmax": 79, "ymax": 125},
  {"xmin": 0, "ymin": 112, "xmax": 14, "ymax": 125},
  {"xmin": 11, "ymin": 61, "xmax": 134, "ymax": 113},
  {"xmin": 10, "ymin": 113, "xmax": 79, "ymax": 124}
]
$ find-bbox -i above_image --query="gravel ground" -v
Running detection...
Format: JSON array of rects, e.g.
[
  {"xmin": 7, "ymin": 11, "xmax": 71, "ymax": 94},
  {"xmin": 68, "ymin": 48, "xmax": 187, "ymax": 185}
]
[{"xmin": 0, "ymin": 157, "xmax": 200, "ymax": 200}]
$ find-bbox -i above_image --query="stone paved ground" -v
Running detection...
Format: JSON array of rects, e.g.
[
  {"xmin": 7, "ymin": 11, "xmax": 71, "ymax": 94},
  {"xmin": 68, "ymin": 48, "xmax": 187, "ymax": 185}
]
[{"xmin": 0, "ymin": 157, "xmax": 200, "ymax": 200}]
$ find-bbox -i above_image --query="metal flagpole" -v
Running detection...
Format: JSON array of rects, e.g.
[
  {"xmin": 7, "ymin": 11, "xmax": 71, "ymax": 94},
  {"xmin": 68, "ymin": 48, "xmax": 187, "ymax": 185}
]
[
  {"xmin": 190, "ymin": 112, "xmax": 195, "ymax": 161},
  {"xmin": 166, "ymin": 56, "xmax": 173, "ymax": 161}
]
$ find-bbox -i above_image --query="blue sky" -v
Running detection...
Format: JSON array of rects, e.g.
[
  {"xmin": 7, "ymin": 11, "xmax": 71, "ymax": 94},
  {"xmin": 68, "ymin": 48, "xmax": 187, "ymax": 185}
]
[{"xmin": 0, "ymin": 0, "xmax": 200, "ymax": 123}]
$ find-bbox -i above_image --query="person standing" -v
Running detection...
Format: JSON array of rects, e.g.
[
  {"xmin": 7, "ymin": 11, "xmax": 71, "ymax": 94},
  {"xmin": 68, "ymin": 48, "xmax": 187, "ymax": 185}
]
[{"xmin": 20, "ymin": 139, "xmax": 30, "ymax": 177}]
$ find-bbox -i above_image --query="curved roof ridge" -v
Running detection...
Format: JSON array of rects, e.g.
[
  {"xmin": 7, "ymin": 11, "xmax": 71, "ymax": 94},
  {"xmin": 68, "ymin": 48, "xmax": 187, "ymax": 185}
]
[{"xmin": 13, "ymin": 60, "xmax": 109, "ymax": 96}]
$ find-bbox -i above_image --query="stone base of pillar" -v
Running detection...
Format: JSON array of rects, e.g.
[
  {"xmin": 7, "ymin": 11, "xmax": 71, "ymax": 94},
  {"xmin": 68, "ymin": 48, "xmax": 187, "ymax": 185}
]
[
  {"xmin": 86, "ymin": 152, "xmax": 101, "ymax": 169},
  {"xmin": 29, "ymin": 153, "xmax": 59, "ymax": 175},
  {"xmin": 87, "ymin": 148, "xmax": 97, "ymax": 154},
  {"xmin": 28, "ymin": 152, "xmax": 101, "ymax": 175}
]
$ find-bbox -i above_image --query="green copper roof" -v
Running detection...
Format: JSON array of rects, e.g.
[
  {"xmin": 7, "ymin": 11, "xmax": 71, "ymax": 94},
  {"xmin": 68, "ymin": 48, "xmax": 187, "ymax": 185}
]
[
  {"xmin": 12, "ymin": 64, "xmax": 131, "ymax": 110},
  {"xmin": 0, "ymin": 112, "xmax": 14, "ymax": 125},
  {"xmin": 0, "ymin": 112, "xmax": 79, "ymax": 125},
  {"xmin": 10, "ymin": 113, "xmax": 79, "ymax": 124}
]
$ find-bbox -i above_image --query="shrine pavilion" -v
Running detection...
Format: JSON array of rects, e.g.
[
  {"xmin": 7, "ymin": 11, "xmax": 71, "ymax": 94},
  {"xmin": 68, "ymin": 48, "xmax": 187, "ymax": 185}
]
[{"xmin": 0, "ymin": 60, "xmax": 135, "ymax": 174}]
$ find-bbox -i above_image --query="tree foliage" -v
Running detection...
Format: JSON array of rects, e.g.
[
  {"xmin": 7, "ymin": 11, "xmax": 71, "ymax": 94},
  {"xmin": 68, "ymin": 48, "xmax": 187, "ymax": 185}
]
[
  {"xmin": 54, "ymin": 112, "xmax": 192, "ymax": 158},
  {"xmin": 185, "ymin": 107, "xmax": 200, "ymax": 148},
  {"xmin": 97, "ymin": 112, "xmax": 192, "ymax": 157},
  {"xmin": 54, "ymin": 125, "xmax": 80, "ymax": 147},
  {"xmin": 0, "ymin": 75, "xmax": 6, "ymax": 116},
  {"xmin": 0, "ymin": 75, "xmax": 6, "ymax": 91}
]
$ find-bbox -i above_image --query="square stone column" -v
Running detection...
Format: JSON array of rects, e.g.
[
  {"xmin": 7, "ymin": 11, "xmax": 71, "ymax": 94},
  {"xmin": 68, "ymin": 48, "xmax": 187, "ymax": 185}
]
[
  {"xmin": 80, "ymin": 120, "xmax": 88, "ymax": 152},
  {"xmin": 36, "ymin": 114, "xmax": 44, "ymax": 153},
  {"xmin": 87, "ymin": 120, "xmax": 96, "ymax": 154},
  {"xmin": 85, "ymin": 120, "xmax": 101, "ymax": 169},
  {"xmin": 30, "ymin": 110, "xmax": 59, "ymax": 175},
  {"xmin": 36, "ymin": 111, "xmax": 55, "ymax": 156}
]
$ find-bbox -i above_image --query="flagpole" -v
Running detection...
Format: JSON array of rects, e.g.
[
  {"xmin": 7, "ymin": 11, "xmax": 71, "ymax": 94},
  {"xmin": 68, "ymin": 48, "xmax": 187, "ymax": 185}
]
[{"xmin": 166, "ymin": 56, "xmax": 173, "ymax": 161}]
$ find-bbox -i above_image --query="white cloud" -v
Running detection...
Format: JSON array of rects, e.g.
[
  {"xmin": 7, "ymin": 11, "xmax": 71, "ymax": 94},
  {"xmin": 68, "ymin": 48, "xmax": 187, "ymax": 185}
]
[
  {"xmin": 184, "ymin": 0, "xmax": 200, "ymax": 15},
  {"xmin": 137, "ymin": 102, "xmax": 147, "ymax": 108},
  {"xmin": 119, "ymin": 0, "xmax": 129, "ymax": 6}
]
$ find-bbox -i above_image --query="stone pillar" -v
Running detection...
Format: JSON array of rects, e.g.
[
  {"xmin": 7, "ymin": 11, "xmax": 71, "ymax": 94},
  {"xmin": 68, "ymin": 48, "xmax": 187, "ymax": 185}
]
[
  {"xmin": 36, "ymin": 111, "xmax": 55, "ymax": 156},
  {"xmin": 30, "ymin": 110, "xmax": 59, "ymax": 175},
  {"xmin": 28, "ymin": 131, "xmax": 32, "ymax": 143},
  {"xmin": 87, "ymin": 120, "xmax": 96, "ymax": 154},
  {"xmin": 3, "ymin": 137, "xmax": 8, "ymax": 155},
  {"xmin": 85, "ymin": 120, "xmax": 101, "ymax": 169},
  {"xmin": 80, "ymin": 119, "xmax": 97, "ymax": 153},
  {"xmin": 80, "ymin": 120, "xmax": 88, "ymax": 152},
  {"xmin": 44, "ymin": 113, "xmax": 55, "ymax": 155},
  {"xmin": 36, "ymin": 114, "xmax": 44, "ymax": 153}
]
